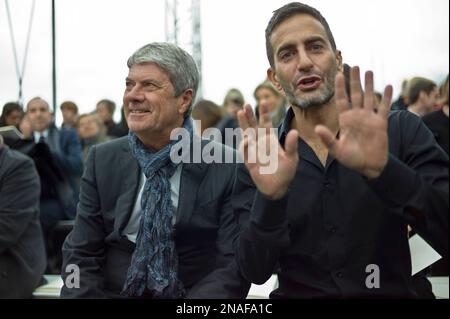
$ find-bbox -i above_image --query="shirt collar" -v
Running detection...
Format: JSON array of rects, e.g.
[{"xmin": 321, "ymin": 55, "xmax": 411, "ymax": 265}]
[
  {"xmin": 279, "ymin": 106, "xmax": 295, "ymax": 146},
  {"xmin": 33, "ymin": 129, "xmax": 49, "ymax": 143}
]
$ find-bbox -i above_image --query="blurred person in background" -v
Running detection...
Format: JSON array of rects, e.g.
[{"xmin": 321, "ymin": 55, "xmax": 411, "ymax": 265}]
[
  {"xmin": 76, "ymin": 113, "xmax": 111, "ymax": 161},
  {"xmin": 191, "ymin": 99, "xmax": 242, "ymax": 148},
  {"xmin": 96, "ymin": 99, "xmax": 127, "ymax": 138},
  {"xmin": 60, "ymin": 101, "xmax": 79, "ymax": 129},
  {"xmin": 391, "ymin": 79, "xmax": 410, "ymax": 111},
  {"xmin": 254, "ymin": 81, "xmax": 287, "ymax": 128},
  {"xmin": 406, "ymin": 77, "xmax": 438, "ymax": 117},
  {"xmin": 0, "ymin": 102, "xmax": 24, "ymax": 128},
  {"xmin": 191, "ymin": 99, "xmax": 224, "ymax": 135},
  {"xmin": 223, "ymin": 88, "xmax": 245, "ymax": 121},
  {"xmin": 12, "ymin": 97, "xmax": 83, "ymax": 274}
]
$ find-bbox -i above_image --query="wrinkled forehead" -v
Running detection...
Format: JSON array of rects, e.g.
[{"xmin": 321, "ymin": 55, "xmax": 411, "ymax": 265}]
[{"xmin": 270, "ymin": 13, "xmax": 330, "ymax": 53}]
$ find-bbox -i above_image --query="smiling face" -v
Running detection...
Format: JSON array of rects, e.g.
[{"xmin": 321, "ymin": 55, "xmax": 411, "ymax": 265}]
[
  {"xmin": 268, "ymin": 13, "xmax": 342, "ymax": 110},
  {"xmin": 123, "ymin": 62, "xmax": 191, "ymax": 147}
]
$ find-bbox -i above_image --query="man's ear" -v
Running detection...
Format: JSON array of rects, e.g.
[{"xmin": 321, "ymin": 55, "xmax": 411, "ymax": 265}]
[
  {"xmin": 178, "ymin": 89, "xmax": 193, "ymax": 115},
  {"xmin": 418, "ymin": 90, "xmax": 427, "ymax": 102},
  {"xmin": 267, "ymin": 68, "xmax": 284, "ymax": 93},
  {"xmin": 336, "ymin": 50, "xmax": 343, "ymax": 73}
]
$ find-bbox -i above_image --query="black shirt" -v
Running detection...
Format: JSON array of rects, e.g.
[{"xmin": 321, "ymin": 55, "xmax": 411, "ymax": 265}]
[
  {"xmin": 235, "ymin": 108, "xmax": 449, "ymax": 298},
  {"xmin": 422, "ymin": 108, "xmax": 449, "ymax": 155}
]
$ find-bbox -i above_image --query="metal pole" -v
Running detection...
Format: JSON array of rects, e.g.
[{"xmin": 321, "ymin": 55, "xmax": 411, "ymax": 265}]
[
  {"xmin": 51, "ymin": 0, "xmax": 57, "ymax": 113},
  {"xmin": 192, "ymin": 0, "xmax": 202, "ymax": 100}
]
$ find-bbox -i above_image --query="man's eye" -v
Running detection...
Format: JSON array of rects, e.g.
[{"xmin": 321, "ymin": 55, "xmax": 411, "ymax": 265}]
[
  {"xmin": 310, "ymin": 44, "xmax": 323, "ymax": 52},
  {"xmin": 143, "ymin": 82, "xmax": 158, "ymax": 88},
  {"xmin": 280, "ymin": 51, "xmax": 294, "ymax": 60}
]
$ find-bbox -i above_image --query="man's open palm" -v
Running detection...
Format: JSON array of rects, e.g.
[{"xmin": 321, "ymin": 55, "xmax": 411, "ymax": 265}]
[{"xmin": 315, "ymin": 67, "xmax": 393, "ymax": 179}]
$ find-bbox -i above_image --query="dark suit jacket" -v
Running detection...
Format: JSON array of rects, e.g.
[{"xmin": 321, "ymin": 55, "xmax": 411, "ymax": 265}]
[
  {"xmin": 61, "ymin": 136, "xmax": 250, "ymax": 298},
  {"xmin": 9, "ymin": 125, "xmax": 83, "ymax": 219},
  {"xmin": 0, "ymin": 146, "xmax": 46, "ymax": 298}
]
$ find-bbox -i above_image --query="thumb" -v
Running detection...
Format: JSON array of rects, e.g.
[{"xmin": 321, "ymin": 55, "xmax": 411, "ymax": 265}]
[{"xmin": 315, "ymin": 125, "xmax": 337, "ymax": 153}]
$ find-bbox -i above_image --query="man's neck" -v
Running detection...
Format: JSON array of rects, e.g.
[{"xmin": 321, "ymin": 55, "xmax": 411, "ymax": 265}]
[
  {"xmin": 407, "ymin": 103, "xmax": 426, "ymax": 117},
  {"xmin": 137, "ymin": 133, "xmax": 171, "ymax": 151},
  {"xmin": 135, "ymin": 120, "xmax": 185, "ymax": 151},
  {"xmin": 289, "ymin": 100, "xmax": 339, "ymax": 166},
  {"xmin": 290, "ymin": 99, "xmax": 339, "ymax": 143}
]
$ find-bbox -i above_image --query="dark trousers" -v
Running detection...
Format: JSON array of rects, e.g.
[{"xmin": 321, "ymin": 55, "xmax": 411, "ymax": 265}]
[{"xmin": 40, "ymin": 199, "xmax": 66, "ymax": 274}]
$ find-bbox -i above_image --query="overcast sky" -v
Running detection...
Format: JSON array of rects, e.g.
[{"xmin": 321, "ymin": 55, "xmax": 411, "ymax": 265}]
[{"xmin": 1, "ymin": 0, "xmax": 449, "ymax": 124}]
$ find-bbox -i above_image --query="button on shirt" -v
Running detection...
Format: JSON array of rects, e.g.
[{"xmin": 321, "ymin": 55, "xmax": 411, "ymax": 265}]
[{"xmin": 237, "ymin": 108, "xmax": 449, "ymax": 298}]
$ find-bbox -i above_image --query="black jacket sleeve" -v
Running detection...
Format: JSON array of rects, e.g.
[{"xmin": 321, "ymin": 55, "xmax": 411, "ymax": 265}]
[
  {"xmin": 234, "ymin": 164, "xmax": 291, "ymax": 285},
  {"xmin": 369, "ymin": 111, "xmax": 449, "ymax": 256},
  {"xmin": 60, "ymin": 146, "xmax": 107, "ymax": 298}
]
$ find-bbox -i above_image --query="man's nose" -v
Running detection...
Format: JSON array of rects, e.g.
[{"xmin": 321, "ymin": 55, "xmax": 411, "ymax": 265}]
[
  {"xmin": 297, "ymin": 48, "xmax": 314, "ymax": 72},
  {"xmin": 126, "ymin": 86, "xmax": 145, "ymax": 102}
]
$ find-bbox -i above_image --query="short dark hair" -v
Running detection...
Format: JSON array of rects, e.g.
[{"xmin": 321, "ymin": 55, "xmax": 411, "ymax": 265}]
[
  {"xmin": 407, "ymin": 77, "xmax": 437, "ymax": 105},
  {"xmin": 265, "ymin": 2, "xmax": 337, "ymax": 69},
  {"xmin": 60, "ymin": 101, "xmax": 78, "ymax": 114}
]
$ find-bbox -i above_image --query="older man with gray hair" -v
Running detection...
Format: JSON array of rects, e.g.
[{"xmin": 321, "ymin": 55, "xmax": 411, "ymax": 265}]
[{"xmin": 61, "ymin": 42, "xmax": 250, "ymax": 299}]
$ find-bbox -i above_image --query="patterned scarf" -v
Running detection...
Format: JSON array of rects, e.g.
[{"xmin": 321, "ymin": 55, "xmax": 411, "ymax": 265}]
[{"xmin": 121, "ymin": 118, "xmax": 193, "ymax": 298}]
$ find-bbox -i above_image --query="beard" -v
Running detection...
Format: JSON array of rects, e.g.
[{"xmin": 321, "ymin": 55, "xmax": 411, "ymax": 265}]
[{"xmin": 279, "ymin": 64, "xmax": 337, "ymax": 110}]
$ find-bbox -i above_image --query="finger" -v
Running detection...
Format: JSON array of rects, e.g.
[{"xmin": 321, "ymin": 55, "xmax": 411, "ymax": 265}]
[
  {"xmin": 244, "ymin": 104, "xmax": 258, "ymax": 128},
  {"xmin": 258, "ymin": 103, "xmax": 273, "ymax": 129},
  {"xmin": 378, "ymin": 85, "xmax": 393, "ymax": 118},
  {"xmin": 363, "ymin": 71, "xmax": 375, "ymax": 110},
  {"xmin": 238, "ymin": 134, "xmax": 249, "ymax": 157},
  {"xmin": 239, "ymin": 134, "xmax": 256, "ymax": 164},
  {"xmin": 315, "ymin": 125, "xmax": 339, "ymax": 154},
  {"xmin": 335, "ymin": 73, "xmax": 350, "ymax": 114},
  {"xmin": 350, "ymin": 66, "xmax": 363, "ymax": 109},
  {"xmin": 284, "ymin": 129, "xmax": 299, "ymax": 159},
  {"xmin": 237, "ymin": 109, "xmax": 250, "ymax": 131}
]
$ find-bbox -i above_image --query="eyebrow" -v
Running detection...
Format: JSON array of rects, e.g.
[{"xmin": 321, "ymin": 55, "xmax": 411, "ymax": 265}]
[
  {"xmin": 125, "ymin": 77, "xmax": 162, "ymax": 86},
  {"xmin": 276, "ymin": 42, "xmax": 296, "ymax": 56},
  {"xmin": 276, "ymin": 35, "xmax": 327, "ymax": 55},
  {"xmin": 304, "ymin": 36, "xmax": 327, "ymax": 46}
]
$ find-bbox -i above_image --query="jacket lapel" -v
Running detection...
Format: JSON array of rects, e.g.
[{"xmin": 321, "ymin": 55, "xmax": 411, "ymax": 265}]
[
  {"xmin": 114, "ymin": 140, "xmax": 141, "ymax": 235},
  {"xmin": 175, "ymin": 136, "xmax": 208, "ymax": 228}
]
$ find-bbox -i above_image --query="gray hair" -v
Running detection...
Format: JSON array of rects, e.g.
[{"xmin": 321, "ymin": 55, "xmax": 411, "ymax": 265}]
[{"xmin": 127, "ymin": 42, "xmax": 199, "ymax": 117}]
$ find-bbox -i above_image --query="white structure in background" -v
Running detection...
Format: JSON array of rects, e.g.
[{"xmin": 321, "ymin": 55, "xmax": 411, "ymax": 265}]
[{"xmin": 165, "ymin": 0, "xmax": 203, "ymax": 100}]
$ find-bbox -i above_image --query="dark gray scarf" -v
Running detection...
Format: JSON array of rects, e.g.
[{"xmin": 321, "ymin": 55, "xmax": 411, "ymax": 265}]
[{"xmin": 121, "ymin": 119, "xmax": 192, "ymax": 298}]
